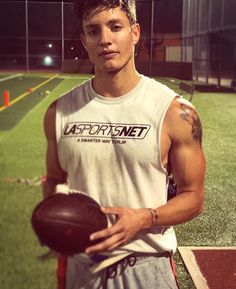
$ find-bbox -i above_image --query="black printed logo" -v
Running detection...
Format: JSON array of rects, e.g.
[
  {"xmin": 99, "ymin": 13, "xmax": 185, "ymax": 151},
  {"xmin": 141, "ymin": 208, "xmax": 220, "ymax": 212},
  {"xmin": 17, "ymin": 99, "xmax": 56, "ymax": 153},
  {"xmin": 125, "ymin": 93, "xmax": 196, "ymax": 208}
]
[{"xmin": 62, "ymin": 122, "xmax": 151, "ymax": 140}]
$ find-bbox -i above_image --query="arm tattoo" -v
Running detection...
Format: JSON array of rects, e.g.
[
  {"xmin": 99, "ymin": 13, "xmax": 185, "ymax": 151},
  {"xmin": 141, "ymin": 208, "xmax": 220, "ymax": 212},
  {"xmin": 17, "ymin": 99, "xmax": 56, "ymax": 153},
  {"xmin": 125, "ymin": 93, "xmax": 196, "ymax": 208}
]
[{"xmin": 180, "ymin": 103, "xmax": 202, "ymax": 144}]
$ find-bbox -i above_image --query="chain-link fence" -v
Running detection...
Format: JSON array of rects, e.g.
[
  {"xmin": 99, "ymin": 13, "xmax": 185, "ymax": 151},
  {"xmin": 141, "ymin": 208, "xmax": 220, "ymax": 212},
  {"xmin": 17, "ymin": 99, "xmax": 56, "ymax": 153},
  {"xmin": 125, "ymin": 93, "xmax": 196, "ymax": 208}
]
[
  {"xmin": 0, "ymin": 0, "xmax": 190, "ymax": 78},
  {"xmin": 1, "ymin": 0, "xmax": 235, "ymax": 84}
]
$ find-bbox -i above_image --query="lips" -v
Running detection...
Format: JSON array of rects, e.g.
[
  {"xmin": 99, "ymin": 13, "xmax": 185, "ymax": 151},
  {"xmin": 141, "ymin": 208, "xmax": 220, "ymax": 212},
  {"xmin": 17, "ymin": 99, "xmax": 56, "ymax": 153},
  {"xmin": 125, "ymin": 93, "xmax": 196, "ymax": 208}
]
[{"xmin": 99, "ymin": 50, "xmax": 119, "ymax": 58}]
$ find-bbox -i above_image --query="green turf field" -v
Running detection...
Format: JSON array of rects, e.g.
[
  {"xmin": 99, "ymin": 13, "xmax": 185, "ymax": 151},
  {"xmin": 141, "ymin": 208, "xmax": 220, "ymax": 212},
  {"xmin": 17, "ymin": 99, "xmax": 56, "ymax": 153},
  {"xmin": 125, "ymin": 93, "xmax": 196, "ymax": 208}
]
[
  {"xmin": 0, "ymin": 74, "xmax": 63, "ymax": 131},
  {"xmin": 0, "ymin": 72, "xmax": 235, "ymax": 289}
]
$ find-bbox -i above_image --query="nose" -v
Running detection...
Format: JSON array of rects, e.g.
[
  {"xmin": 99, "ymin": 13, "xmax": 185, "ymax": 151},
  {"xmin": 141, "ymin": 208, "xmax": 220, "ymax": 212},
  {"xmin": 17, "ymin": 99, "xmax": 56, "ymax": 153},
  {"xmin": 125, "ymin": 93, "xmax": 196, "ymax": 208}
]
[{"xmin": 99, "ymin": 27, "xmax": 112, "ymax": 47}]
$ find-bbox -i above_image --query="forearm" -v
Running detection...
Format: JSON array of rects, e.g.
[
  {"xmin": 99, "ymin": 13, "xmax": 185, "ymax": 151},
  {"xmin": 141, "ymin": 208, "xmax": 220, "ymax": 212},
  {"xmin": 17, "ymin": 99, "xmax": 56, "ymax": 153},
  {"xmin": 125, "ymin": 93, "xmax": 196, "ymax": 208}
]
[
  {"xmin": 139, "ymin": 191, "xmax": 204, "ymax": 230},
  {"xmin": 154, "ymin": 191, "xmax": 204, "ymax": 227}
]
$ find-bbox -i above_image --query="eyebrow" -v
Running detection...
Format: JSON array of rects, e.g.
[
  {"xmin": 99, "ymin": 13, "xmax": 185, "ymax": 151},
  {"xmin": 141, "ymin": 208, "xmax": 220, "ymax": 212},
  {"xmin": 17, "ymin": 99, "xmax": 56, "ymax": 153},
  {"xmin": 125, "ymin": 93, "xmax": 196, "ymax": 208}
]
[{"xmin": 84, "ymin": 19, "xmax": 123, "ymax": 30}]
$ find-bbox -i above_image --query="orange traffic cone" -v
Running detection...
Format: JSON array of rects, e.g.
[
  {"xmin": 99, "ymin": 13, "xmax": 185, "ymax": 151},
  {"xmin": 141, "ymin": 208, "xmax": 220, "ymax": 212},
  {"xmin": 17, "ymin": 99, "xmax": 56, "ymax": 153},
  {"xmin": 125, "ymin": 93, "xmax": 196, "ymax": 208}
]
[{"xmin": 4, "ymin": 90, "xmax": 10, "ymax": 107}]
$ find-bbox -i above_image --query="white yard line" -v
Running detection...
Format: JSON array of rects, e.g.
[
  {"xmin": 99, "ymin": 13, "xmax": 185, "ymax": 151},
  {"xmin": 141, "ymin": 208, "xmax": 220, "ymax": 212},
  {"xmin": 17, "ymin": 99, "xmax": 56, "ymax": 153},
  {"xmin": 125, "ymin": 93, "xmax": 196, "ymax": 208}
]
[
  {"xmin": 0, "ymin": 73, "xmax": 23, "ymax": 82},
  {"xmin": 58, "ymin": 75, "xmax": 91, "ymax": 79}
]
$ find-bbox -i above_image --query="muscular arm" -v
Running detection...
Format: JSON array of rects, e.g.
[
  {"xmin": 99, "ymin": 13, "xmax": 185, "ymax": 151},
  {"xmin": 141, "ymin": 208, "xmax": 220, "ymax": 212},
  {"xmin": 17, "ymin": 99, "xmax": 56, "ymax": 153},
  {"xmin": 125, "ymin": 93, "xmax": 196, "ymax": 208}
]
[
  {"xmin": 155, "ymin": 98, "xmax": 206, "ymax": 225},
  {"xmin": 43, "ymin": 101, "xmax": 67, "ymax": 199}
]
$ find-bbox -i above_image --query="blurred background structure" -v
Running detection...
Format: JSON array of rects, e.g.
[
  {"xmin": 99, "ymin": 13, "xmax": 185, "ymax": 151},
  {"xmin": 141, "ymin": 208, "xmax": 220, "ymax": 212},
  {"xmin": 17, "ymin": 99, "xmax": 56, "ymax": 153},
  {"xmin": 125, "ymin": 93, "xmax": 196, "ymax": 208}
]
[
  {"xmin": 182, "ymin": 0, "xmax": 236, "ymax": 87},
  {"xmin": 0, "ymin": 0, "xmax": 235, "ymax": 87}
]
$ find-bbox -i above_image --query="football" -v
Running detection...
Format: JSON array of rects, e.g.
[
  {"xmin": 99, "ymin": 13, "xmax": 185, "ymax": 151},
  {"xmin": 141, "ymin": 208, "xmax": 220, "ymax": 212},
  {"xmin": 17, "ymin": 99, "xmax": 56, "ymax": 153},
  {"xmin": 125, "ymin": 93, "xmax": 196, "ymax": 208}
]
[{"xmin": 31, "ymin": 192, "xmax": 108, "ymax": 255}]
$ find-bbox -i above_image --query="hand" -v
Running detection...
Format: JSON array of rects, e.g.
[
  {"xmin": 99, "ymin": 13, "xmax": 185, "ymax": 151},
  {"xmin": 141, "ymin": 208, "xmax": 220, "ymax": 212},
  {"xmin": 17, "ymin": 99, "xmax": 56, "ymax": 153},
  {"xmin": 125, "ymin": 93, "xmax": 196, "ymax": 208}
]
[{"xmin": 85, "ymin": 207, "xmax": 150, "ymax": 254}]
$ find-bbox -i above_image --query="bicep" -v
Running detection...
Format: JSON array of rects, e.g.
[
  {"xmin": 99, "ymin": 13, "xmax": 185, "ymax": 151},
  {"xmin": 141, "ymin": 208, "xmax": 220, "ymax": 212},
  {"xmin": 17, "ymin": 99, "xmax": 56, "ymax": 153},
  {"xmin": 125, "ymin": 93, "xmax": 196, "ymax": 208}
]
[
  {"xmin": 167, "ymin": 99, "xmax": 206, "ymax": 197},
  {"xmin": 169, "ymin": 142, "xmax": 206, "ymax": 196}
]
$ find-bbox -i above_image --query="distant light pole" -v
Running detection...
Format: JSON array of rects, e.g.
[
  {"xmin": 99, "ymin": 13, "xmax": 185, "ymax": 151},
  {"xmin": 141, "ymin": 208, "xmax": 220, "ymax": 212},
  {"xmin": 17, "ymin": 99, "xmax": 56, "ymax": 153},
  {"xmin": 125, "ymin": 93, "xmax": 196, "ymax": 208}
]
[
  {"xmin": 61, "ymin": 1, "xmax": 64, "ymax": 72},
  {"xmin": 149, "ymin": 0, "xmax": 155, "ymax": 76},
  {"xmin": 25, "ymin": 0, "xmax": 29, "ymax": 72}
]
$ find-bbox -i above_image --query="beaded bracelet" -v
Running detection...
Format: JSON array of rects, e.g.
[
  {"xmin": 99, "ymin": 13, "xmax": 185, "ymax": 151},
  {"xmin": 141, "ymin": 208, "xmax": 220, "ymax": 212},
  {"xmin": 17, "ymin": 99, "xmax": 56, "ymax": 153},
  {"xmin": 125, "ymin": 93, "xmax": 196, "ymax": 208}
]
[{"xmin": 148, "ymin": 208, "xmax": 158, "ymax": 227}]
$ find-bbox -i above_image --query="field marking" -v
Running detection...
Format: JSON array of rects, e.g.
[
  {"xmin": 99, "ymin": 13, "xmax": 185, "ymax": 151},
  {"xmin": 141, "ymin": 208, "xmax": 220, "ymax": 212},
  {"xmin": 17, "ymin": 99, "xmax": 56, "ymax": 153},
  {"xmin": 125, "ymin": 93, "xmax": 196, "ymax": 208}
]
[
  {"xmin": 178, "ymin": 246, "xmax": 209, "ymax": 289},
  {"xmin": 178, "ymin": 246, "xmax": 236, "ymax": 289},
  {"xmin": 179, "ymin": 246, "xmax": 236, "ymax": 250},
  {"xmin": 0, "ymin": 74, "xmax": 59, "ymax": 112},
  {"xmin": 0, "ymin": 73, "xmax": 23, "ymax": 82},
  {"xmin": 58, "ymin": 75, "xmax": 91, "ymax": 80}
]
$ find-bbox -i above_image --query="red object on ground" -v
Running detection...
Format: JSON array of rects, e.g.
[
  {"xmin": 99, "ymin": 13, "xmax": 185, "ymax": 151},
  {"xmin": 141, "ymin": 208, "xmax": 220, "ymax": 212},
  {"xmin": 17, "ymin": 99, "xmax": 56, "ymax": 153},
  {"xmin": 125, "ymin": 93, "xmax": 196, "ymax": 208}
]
[
  {"xmin": 40, "ymin": 175, "xmax": 47, "ymax": 183},
  {"xmin": 28, "ymin": 87, "xmax": 33, "ymax": 93},
  {"xmin": 192, "ymin": 249, "xmax": 236, "ymax": 289},
  {"xmin": 4, "ymin": 90, "xmax": 10, "ymax": 107},
  {"xmin": 57, "ymin": 256, "xmax": 67, "ymax": 289}
]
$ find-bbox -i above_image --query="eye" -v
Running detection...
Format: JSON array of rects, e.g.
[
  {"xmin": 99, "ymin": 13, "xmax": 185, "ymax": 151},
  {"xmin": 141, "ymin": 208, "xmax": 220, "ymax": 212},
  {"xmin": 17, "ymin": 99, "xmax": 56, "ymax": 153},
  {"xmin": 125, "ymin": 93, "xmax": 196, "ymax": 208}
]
[
  {"xmin": 85, "ymin": 26, "xmax": 99, "ymax": 36},
  {"xmin": 111, "ymin": 24, "xmax": 122, "ymax": 32},
  {"xmin": 88, "ymin": 29, "xmax": 97, "ymax": 36}
]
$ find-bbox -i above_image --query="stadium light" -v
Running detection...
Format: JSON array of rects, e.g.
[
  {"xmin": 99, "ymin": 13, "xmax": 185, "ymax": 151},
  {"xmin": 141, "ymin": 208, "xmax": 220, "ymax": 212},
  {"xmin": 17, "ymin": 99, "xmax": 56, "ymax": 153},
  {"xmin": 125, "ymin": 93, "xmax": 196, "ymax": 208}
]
[{"xmin": 44, "ymin": 56, "xmax": 53, "ymax": 66}]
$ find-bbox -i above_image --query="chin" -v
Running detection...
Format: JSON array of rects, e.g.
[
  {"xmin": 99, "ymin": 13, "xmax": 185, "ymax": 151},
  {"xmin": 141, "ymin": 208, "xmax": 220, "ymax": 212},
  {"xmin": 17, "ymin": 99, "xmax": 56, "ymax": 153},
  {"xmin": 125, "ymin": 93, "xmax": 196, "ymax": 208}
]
[
  {"xmin": 104, "ymin": 66, "xmax": 122, "ymax": 72},
  {"xmin": 96, "ymin": 64, "xmax": 123, "ymax": 73},
  {"xmin": 101, "ymin": 59, "xmax": 133, "ymax": 73}
]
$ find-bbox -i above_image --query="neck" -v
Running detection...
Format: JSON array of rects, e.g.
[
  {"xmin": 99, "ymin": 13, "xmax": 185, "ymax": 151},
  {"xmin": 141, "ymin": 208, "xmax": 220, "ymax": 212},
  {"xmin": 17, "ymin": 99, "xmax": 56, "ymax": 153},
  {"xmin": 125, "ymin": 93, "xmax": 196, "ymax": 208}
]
[{"xmin": 92, "ymin": 67, "xmax": 141, "ymax": 98}]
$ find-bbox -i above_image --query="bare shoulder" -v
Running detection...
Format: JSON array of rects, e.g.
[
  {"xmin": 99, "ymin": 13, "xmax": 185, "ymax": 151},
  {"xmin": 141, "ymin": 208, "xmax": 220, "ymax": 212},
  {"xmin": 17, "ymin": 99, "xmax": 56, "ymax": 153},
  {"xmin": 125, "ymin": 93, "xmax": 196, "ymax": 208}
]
[
  {"xmin": 44, "ymin": 100, "xmax": 57, "ymax": 122},
  {"xmin": 44, "ymin": 100, "xmax": 58, "ymax": 140},
  {"xmin": 165, "ymin": 97, "xmax": 202, "ymax": 145}
]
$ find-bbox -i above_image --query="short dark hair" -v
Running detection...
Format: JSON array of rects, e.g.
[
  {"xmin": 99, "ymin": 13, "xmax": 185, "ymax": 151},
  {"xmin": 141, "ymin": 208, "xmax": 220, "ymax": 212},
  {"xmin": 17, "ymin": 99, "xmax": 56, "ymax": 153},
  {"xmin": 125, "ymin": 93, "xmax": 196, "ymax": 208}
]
[{"xmin": 74, "ymin": 0, "xmax": 137, "ymax": 27}]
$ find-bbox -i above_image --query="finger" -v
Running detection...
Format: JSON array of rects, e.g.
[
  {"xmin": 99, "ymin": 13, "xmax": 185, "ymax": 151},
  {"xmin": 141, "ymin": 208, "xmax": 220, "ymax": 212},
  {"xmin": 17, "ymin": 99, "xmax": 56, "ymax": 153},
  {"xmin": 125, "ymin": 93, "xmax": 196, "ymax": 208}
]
[
  {"xmin": 90, "ymin": 223, "xmax": 122, "ymax": 241},
  {"xmin": 85, "ymin": 233, "xmax": 125, "ymax": 254},
  {"xmin": 101, "ymin": 207, "xmax": 124, "ymax": 216},
  {"xmin": 87, "ymin": 240, "xmax": 124, "ymax": 254}
]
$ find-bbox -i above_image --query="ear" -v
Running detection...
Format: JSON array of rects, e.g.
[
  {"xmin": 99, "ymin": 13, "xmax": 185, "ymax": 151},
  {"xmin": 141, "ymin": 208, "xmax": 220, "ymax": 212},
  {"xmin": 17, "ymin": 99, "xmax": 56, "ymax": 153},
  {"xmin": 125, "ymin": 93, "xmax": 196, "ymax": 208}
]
[
  {"xmin": 131, "ymin": 23, "xmax": 141, "ymax": 46},
  {"xmin": 80, "ymin": 34, "xmax": 87, "ymax": 51}
]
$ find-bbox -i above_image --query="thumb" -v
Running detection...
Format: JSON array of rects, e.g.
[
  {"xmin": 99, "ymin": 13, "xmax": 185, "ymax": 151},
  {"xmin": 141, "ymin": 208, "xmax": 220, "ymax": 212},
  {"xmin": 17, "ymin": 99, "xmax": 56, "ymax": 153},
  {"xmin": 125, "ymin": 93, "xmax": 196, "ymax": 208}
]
[{"xmin": 101, "ymin": 206, "xmax": 123, "ymax": 216}]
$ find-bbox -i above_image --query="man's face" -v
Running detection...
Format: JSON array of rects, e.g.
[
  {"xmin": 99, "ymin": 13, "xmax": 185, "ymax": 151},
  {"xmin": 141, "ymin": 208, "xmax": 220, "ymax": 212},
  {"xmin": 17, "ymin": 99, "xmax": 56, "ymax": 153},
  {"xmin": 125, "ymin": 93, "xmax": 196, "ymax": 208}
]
[{"xmin": 81, "ymin": 7, "xmax": 140, "ymax": 73}]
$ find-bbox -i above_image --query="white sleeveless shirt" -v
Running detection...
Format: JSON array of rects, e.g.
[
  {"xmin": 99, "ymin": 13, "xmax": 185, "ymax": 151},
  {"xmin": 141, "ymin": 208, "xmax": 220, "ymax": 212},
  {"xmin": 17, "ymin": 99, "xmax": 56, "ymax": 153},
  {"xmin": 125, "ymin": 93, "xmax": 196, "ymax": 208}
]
[{"xmin": 56, "ymin": 75, "xmax": 177, "ymax": 254}]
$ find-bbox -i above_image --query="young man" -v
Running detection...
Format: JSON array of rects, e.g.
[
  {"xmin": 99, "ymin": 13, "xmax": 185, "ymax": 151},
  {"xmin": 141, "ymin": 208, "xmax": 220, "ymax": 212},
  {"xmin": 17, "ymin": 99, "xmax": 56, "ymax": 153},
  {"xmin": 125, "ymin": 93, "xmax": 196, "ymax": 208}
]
[{"xmin": 43, "ymin": 0, "xmax": 206, "ymax": 288}]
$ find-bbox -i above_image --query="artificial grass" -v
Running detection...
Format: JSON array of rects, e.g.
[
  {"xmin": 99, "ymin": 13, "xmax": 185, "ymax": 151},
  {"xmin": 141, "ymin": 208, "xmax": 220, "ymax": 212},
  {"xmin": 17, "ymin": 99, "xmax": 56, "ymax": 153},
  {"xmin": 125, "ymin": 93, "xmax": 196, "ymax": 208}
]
[
  {"xmin": 175, "ymin": 92, "xmax": 236, "ymax": 247},
  {"xmin": 0, "ymin": 77, "xmax": 63, "ymax": 132},
  {"xmin": 0, "ymin": 74, "xmax": 235, "ymax": 289},
  {"xmin": 0, "ymin": 75, "xmax": 49, "ymax": 106},
  {"xmin": 0, "ymin": 74, "xmax": 87, "ymax": 289}
]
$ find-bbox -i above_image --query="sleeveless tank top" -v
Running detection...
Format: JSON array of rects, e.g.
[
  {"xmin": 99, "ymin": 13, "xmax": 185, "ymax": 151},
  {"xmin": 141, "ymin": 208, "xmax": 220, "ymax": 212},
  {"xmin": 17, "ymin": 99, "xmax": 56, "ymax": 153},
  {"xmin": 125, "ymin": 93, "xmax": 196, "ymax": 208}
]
[{"xmin": 56, "ymin": 75, "xmax": 177, "ymax": 254}]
